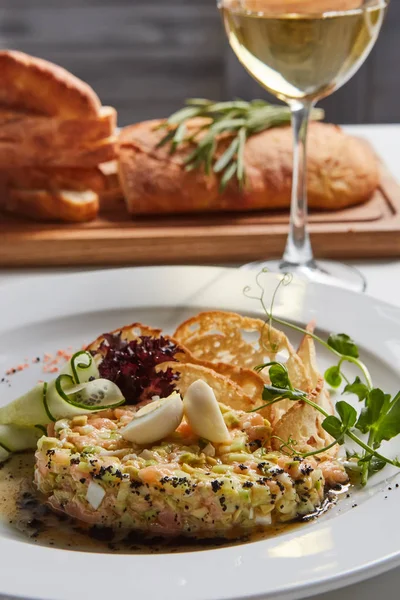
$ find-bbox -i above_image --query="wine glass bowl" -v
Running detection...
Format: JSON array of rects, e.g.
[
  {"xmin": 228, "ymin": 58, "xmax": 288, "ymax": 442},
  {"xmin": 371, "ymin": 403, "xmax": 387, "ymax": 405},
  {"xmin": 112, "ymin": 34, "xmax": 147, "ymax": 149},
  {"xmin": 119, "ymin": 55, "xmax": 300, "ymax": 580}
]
[{"xmin": 218, "ymin": 0, "xmax": 389, "ymax": 291}]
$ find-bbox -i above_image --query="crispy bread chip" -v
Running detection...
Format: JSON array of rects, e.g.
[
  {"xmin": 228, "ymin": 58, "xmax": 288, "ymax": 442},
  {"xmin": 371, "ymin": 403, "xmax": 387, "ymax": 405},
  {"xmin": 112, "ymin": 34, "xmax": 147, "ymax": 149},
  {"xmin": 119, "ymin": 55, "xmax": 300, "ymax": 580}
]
[
  {"xmin": 174, "ymin": 311, "xmax": 311, "ymax": 395},
  {"xmin": 157, "ymin": 361, "xmax": 266, "ymax": 415},
  {"xmin": 174, "ymin": 349, "xmax": 267, "ymax": 418},
  {"xmin": 272, "ymin": 325, "xmax": 337, "ymax": 458},
  {"xmin": 271, "ymin": 384, "xmax": 337, "ymax": 459}
]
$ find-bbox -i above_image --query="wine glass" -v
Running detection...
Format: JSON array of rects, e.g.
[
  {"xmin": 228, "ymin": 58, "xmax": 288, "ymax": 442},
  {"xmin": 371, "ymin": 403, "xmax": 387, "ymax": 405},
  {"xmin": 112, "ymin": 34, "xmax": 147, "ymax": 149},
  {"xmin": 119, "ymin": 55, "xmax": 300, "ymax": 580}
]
[{"xmin": 218, "ymin": 0, "xmax": 389, "ymax": 291}]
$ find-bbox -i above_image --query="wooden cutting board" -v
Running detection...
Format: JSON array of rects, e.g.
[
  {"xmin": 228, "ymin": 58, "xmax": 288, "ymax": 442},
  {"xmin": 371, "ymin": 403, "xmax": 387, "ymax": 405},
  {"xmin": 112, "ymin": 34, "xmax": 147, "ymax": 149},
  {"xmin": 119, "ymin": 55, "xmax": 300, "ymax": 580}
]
[{"xmin": 1, "ymin": 163, "xmax": 400, "ymax": 267}]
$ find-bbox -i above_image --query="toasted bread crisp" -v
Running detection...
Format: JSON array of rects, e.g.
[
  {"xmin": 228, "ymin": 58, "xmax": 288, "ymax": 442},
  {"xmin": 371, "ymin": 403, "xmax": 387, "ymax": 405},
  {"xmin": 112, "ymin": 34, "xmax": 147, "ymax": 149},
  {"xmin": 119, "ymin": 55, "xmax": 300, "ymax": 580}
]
[
  {"xmin": 272, "ymin": 325, "xmax": 336, "ymax": 458},
  {"xmin": 173, "ymin": 310, "xmax": 337, "ymax": 438},
  {"xmin": 0, "ymin": 50, "xmax": 101, "ymax": 117},
  {"xmin": 173, "ymin": 311, "xmax": 311, "ymax": 394},
  {"xmin": 157, "ymin": 361, "xmax": 265, "ymax": 414}
]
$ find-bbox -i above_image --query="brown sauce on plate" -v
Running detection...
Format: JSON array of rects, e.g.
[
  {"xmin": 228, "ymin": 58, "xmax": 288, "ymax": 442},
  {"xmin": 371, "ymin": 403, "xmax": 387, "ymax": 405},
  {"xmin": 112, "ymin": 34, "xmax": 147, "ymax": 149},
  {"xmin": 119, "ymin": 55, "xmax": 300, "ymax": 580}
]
[{"xmin": 0, "ymin": 453, "xmax": 344, "ymax": 554}]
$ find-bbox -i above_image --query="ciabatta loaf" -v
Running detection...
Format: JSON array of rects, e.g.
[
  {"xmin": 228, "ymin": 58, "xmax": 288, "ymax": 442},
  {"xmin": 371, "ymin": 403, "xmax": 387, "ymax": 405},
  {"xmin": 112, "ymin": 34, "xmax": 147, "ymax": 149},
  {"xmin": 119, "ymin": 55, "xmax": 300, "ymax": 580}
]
[{"xmin": 118, "ymin": 120, "xmax": 380, "ymax": 214}]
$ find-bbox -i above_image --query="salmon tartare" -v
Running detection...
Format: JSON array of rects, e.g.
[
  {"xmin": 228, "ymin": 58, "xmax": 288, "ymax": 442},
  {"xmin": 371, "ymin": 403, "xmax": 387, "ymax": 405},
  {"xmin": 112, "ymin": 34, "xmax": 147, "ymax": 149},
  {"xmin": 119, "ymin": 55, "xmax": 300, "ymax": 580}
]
[{"xmin": 35, "ymin": 402, "xmax": 347, "ymax": 538}]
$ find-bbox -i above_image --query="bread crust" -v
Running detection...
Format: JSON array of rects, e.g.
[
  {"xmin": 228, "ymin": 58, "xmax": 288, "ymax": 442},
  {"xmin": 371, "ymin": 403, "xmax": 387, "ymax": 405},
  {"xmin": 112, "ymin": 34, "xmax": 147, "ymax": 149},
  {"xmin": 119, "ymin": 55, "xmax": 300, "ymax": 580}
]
[
  {"xmin": 0, "ymin": 166, "xmax": 108, "ymax": 194},
  {"xmin": 0, "ymin": 136, "xmax": 117, "ymax": 168},
  {"xmin": 0, "ymin": 50, "xmax": 101, "ymax": 117},
  {"xmin": 0, "ymin": 106, "xmax": 116, "ymax": 147},
  {"xmin": 119, "ymin": 120, "xmax": 379, "ymax": 214},
  {"xmin": 1, "ymin": 188, "xmax": 99, "ymax": 222}
]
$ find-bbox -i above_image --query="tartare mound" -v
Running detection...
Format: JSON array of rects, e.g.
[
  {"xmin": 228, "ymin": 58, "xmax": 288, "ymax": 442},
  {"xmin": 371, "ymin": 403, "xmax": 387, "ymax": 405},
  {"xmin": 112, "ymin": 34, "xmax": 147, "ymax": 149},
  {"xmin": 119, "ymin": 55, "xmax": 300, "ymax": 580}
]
[{"xmin": 35, "ymin": 404, "xmax": 347, "ymax": 538}]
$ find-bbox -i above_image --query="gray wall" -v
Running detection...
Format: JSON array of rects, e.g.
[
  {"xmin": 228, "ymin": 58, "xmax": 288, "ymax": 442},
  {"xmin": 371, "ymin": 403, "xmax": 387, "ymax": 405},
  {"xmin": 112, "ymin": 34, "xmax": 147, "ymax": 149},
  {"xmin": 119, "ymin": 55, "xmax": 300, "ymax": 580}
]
[{"xmin": 0, "ymin": 0, "xmax": 398, "ymax": 126}]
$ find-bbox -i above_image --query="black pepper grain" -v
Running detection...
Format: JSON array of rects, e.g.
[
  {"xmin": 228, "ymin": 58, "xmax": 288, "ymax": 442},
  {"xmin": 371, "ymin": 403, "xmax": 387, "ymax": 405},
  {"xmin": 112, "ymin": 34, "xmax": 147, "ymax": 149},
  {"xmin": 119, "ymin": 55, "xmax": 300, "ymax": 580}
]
[{"xmin": 211, "ymin": 480, "xmax": 223, "ymax": 493}]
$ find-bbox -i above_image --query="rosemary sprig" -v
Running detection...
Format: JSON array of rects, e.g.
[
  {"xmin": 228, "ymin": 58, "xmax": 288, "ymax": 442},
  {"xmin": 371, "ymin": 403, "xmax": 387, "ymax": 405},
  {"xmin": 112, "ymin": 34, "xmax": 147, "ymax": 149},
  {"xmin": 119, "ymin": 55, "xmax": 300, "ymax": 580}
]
[{"xmin": 158, "ymin": 99, "xmax": 324, "ymax": 191}]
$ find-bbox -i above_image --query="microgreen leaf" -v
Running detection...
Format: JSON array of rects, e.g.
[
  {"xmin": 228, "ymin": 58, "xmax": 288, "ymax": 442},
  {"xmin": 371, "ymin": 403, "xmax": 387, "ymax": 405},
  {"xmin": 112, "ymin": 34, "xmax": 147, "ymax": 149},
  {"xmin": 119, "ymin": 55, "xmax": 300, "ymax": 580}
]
[
  {"xmin": 355, "ymin": 388, "xmax": 388, "ymax": 434},
  {"xmin": 336, "ymin": 401, "xmax": 357, "ymax": 429},
  {"xmin": 368, "ymin": 388, "xmax": 388, "ymax": 422},
  {"xmin": 255, "ymin": 362, "xmax": 291, "ymax": 389},
  {"xmin": 268, "ymin": 363, "xmax": 291, "ymax": 389},
  {"xmin": 327, "ymin": 333, "xmax": 359, "ymax": 358},
  {"xmin": 324, "ymin": 365, "xmax": 342, "ymax": 388},
  {"xmin": 355, "ymin": 409, "xmax": 370, "ymax": 435},
  {"xmin": 322, "ymin": 416, "xmax": 343, "ymax": 440},
  {"xmin": 374, "ymin": 391, "xmax": 400, "ymax": 445},
  {"xmin": 367, "ymin": 456, "xmax": 387, "ymax": 475},
  {"xmin": 344, "ymin": 376, "xmax": 369, "ymax": 402}
]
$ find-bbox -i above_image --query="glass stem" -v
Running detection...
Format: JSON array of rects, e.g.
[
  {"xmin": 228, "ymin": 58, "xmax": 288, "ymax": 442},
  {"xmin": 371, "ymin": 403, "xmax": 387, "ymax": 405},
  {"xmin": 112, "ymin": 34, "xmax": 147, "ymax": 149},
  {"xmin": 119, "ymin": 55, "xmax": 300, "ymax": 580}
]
[{"xmin": 281, "ymin": 100, "xmax": 316, "ymax": 269}]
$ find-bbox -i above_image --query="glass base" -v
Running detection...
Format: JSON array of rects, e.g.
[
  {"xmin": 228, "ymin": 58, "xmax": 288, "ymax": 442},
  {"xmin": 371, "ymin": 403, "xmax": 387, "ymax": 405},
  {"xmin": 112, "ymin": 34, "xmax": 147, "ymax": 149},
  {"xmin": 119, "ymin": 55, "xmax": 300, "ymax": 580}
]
[{"xmin": 240, "ymin": 259, "xmax": 367, "ymax": 293}]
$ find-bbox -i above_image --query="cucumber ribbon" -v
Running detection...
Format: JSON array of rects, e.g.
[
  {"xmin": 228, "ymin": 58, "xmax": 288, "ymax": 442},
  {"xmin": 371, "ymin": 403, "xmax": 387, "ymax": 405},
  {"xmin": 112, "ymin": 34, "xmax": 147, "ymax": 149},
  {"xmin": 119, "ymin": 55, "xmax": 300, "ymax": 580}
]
[{"xmin": 0, "ymin": 351, "xmax": 125, "ymax": 461}]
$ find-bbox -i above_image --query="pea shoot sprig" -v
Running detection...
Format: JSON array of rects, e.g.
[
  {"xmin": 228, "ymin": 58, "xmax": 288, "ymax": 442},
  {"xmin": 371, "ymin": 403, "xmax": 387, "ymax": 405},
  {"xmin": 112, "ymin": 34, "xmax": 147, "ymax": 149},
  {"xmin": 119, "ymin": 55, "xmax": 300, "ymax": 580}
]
[
  {"xmin": 157, "ymin": 99, "xmax": 324, "ymax": 191},
  {"xmin": 244, "ymin": 270, "xmax": 400, "ymax": 485}
]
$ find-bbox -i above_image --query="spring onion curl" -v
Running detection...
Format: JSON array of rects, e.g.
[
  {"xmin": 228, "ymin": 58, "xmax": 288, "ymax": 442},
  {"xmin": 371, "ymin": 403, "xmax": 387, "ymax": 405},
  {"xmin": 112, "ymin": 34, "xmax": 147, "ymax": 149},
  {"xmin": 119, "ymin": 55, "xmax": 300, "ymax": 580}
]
[{"xmin": 0, "ymin": 351, "xmax": 125, "ymax": 461}]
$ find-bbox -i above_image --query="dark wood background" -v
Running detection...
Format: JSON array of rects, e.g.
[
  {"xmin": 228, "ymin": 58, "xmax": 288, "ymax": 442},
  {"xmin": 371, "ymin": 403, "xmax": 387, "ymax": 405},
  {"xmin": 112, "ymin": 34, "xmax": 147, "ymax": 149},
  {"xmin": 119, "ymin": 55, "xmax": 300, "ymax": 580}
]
[{"xmin": 0, "ymin": 0, "xmax": 398, "ymax": 126}]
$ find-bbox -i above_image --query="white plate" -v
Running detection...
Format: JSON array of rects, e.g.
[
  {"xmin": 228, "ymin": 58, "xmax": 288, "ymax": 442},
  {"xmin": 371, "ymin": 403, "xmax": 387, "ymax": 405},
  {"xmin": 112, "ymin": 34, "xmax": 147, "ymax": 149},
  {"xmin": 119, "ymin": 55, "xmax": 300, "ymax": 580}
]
[{"xmin": 0, "ymin": 266, "xmax": 399, "ymax": 600}]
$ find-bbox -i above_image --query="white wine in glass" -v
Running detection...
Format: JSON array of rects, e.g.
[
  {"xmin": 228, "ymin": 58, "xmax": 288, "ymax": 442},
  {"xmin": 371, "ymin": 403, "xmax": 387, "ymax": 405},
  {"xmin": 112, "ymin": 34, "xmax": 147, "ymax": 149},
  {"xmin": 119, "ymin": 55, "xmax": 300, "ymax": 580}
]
[{"xmin": 218, "ymin": 0, "xmax": 388, "ymax": 291}]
